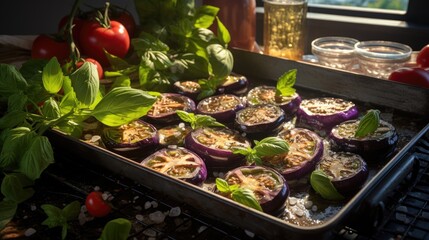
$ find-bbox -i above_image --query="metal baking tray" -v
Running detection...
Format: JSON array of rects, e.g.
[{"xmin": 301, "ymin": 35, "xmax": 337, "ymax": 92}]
[{"xmin": 47, "ymin": 49, "xmax": 429, "ymax": 239}]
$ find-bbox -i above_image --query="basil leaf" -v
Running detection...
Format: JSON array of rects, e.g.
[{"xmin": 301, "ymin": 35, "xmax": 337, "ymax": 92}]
[
  {"xmin": 216, "ymin": 17, "xmax": 231, "ymax": 46},
  {"xmin": 91, "ymin": 87, "xmax": 157, "ymax": 127},
  {"xmin": 310, "ymin": 170, "xmax": 344, "ymax": 201},
  {"xmin": 69, "ymin": 62, "xmax": 99, "ymax": 106},
  {"xmin": 207, "ymin": 44, "xmax": 233, "ymax": 80},
  {"xmin": 231, "ymin": 188, "xmax": 263, "ymax": 212},
  {"xmin": 7, "ymin": 92, "xmax": 28, "ymax": 112},
  {"xmin": 0, "ymin": 110, "xmax": 26, "ymax": 130},
  {"xmin": 0, "ymin": 199, "xmax": 17, "ymax": 230},
  {"xmin": 42, "ymin": 57, "xmax": 64, "ymax": 94},
  {"xmin": 355, "ymin": 109, "xmax": 381, "ymax": 138},
  {"xmin": 1, "ymin": 173, "xmax": 34, "ymax": 203},
  {"xmin": 215, "ymin": 178, "xmax": 231, "ymax": 193},
  {"xmin": 62, "ymin": 201, "xmax": 80, "ymax": 221},
  {"xmin": 41, "ymin": 204, "xmax": 64, "ymax": 227},
  {"xmin": 19, "ymin": 59, "xmax": 48, "ymax": 80},
  {"xmin": 276, "ymin": 69, "xmax": 297, "ymax": 97},
  {"xmin": 0, "ymin": 127, "xmax": 36, "ymax": 169},
  {"xmin": 232, "ymin": 147, "xmax": 253, "ymax": 157},
  {"xmin": 105, "ymin": 50, "xmax": 131, "ymax": 71},
  {"xmin": 176, "ymin": 110, "xmax": 224, "ymax": 129},
  {"xmin": 99, "ymin": 218, "xmax": 132, "ymax": 240},
  {"xmin": 194, "ymin": 5, "xmax": 219, "ymax": 29},
  {"xmin": 0, "ymin": 64, "xmax": 28, "ymax": 98},
  {"xmin": 42, "ymin": 98, "xmax": 61, "ymax": 119},
  {"xmin": 253, "ymin": 137, "xmax": 289, "ymax": 157},
  {"xmin": 172, "ymin": 53, "xmax": 209, "ymax": 80},
  {"xmin": 19, "ymin": 136, "xmax": 54, "ymax": 181},
  {"xmin": 176, "ymin": 110, "xmax": 196, "ymax": 124}
]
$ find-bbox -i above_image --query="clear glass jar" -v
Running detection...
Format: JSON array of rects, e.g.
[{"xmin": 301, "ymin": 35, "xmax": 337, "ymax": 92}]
[
  {"xmin": 355, "ymin": 41, "xmax": 412, "ymax": 79},
  {"xmin": 311, "ymin": 36, "xmax": 358, "ymax": 70}
]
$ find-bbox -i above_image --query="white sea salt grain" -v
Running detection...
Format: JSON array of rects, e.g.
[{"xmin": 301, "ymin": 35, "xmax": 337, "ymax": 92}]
[
  {"xmin": 149, "ymin": 211, "xmax": 166, "ymax": 224},
  {"xmin": 151, "ymin": 201, "xmax": 158, "ymax": 208},
  {"xmin": 24, "ymin": 228, "xmax": 36, "ymax": 237},
  {"xmin": 169, "ymin": 207, "xmax": 181, "ymax": 217},
  {"xmin": 30, "ymin": 204, "xmax": 37, "ymax": 211},
  {"xmin": 304, "ymin": 200, "xmax": 313, "ymax": 209},
  {"xmin": 311, "ymin": 205, "xmax": 318, "ymax": 212},
  {"xmin": 197, "ymin": 226, "xmax": 207, "ymax": 233},
  {"xmin": 244, "ymin": 230, "xmax": 255, "ymax": 238},
  {"xmin": 94, "ymin": 186, "xmax": 101, "ymax": 191},
  {"xmin": 144, "ymin": 201, "xmax": 152, "ymax": 210},
  {"xmin": 136, "ymin": 214, "xmax": 144, "ymax": 221},
  {"xmin": 143, "ymin": 229, "xmax": 157, "ymax": 237},
  {"xmin": 288, "ymin": 198, "xmax": 297, "ymax": 206}
]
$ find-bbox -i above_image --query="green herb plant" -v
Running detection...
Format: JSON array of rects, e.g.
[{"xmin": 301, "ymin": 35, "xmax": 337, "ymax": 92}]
[
  {"xmin": 354, "ymin": 109, "xmax": 381, "ymax": 138},
  {"xmin": 0, "ymin": 57, "xmax": 157, "ymax": 230},
  {"xmin": 106, "ymin": 0, "xmax": 234, "ymax": 99},
  {"xmin": 275, "ymin": 69, "xmax": 297, "ymax": 97},
  {"xmin": 99, "ymin": 218, "xmax": 132, "ymax": 240},
  {"xmin": 215, "ymin": 178, "xmax": 263, "ymax": 212},
  {"xmin": 41, "ymin": 201, "xmax": 81, "ymax": 240},
  {"xmin": 176, "ymin": 110, "xmax": 225, "ymax": 129},
  {"xmin": 232, "ymin": 136, "xmax": 290, "ymax": 165}
]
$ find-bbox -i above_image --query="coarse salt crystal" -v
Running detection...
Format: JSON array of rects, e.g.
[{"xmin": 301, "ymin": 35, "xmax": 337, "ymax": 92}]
[
  {"xmin": 169, "ymin": 207, "xmax": 181, "ymax": 217},
  {"xmin": 178, "ymin": 122, "xmax": 185, "ymax": 128},
  {"xmin": 288, "ymin": 198, "xmax": 297, "ymax": 206},
  {"xmin": 84, "ymin": 134, "xmax": 92, "ymax": 140},
  {"xmin": 198, "ymin": 226, "xmax": 207, "ymax": 233},
  {"xmin": 304, "ymin": 200, "xmax": 313, "ymax": 209},
  {"xmin": 151, "ymin": 201, "xmax": 158, "ymax": 208},
  {"xmin": 149, "ymin": 211, "xmax": 166, "ymax": 224},
  {"xmin": 244, "ymin": 230, "xmax": 255, "ymax": 238},
  {"xmin": 144, "ymin": 201, "xmax": 152, "ymax": 210},
  {"xmin": 311, "ymin": 205, "xmax": 318, "ymax": 212},
  {"xmin": 24, "ymin": 228, "xmax": 36, "ymax": 237},
  {"xmin": 30, "ymin": 204, "xmax": 37, "ymax": 211},
  {"xmin": 143, "ymin": 229, "xmax": 157, "ymax": 237},
  {"xmin": 94, "ymin": 186, "xmax": 101, "ymax": 191},
  {"xmin": 136, "ymin": 214, "xmax": 144, "ymax": 221}
]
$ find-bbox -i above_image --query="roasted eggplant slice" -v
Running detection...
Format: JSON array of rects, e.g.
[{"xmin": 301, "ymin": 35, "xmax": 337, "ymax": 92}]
[
  {"xmin": 329, "ymin": 119, "xmax": 399, "ymax": 161},
  {"xmin": 296, "ymin": 97, "xmax": 359, "ymax": 136},
  {"xmin": 141, "ymin": 146, "xmax": 207, "ymax": 185},
  {"xmin": 146, "ymin": 93, "xmax": 196, "ymax": 125},
  {"xmin": 246, "ymin": 85, "xmax": 302, "ymax": 118},
  {"xmin": 315, "ymin": 151, "xmax": 369, "ymax": 195},
  {"xmin": 262, "ymin": 128, "xmax": 324, "ymax": 181},
  {"xmin": 216, "ymin": 73, "xmax": 249, "ymax": 95},
  {"xmin": 184, "ymin": 127, "xmax": 251, "ymax": 171},
  {"xmin": 197, "ymin": 94, "xmax": 245, "ymax": 123},
  {"xmin": 219, "ymin": 166, "xmax": 289, "ymax": 215},
  {"xmin": 235, "ymin": 104, "xmax": 286, "ymax": 137},
  {"xmin": 102, "ymin": 120, "xmax": 159, "ymax": 159},
  {"xmin": 157, "ymin": 123, "xmax": 192, "ymax": 147},
  {"xmin": 173, "ymin": 81, "xmax": 201, "ymax": 100}
]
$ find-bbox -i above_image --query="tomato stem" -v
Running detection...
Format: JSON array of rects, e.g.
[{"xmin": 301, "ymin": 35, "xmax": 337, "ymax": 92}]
[{"xmin": 68, "ymin": 0, "xmax": 83, "ymax": 67}]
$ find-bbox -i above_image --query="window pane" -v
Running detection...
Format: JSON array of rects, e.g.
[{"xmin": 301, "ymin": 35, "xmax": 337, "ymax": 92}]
[{"xmin": 307, "ymin": 0, "xmax": 408, "ymax": 11}]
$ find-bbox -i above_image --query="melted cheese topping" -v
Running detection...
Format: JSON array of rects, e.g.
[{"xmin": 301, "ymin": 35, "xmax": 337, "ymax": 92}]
[
  {"xmin": 332, "ymin": 120, "xmax": 393, "ymax": 140},
  {"xmin": 148, "ymin": 94, "xmax": 189, "ymax": 116},
  {"xmin": 248, "ymin": 86, "xmax": 296, "ymax": 105},
  {"xmin": 301, "ymin": 97, "xmax": 355, "ymax": 116},
  {"xmin": 238, "ymin": 105, "xmax": 282, "ymax": 125},
  {"xmin": 109, "ymin": 121, "xmax": 155, "ymax": 144},
  {"xmin": 318, "ymin": 152, "xmax": 362, "ymax": 180},
  {"xmin": 198, "ymin": 95, "xmax": 241, "ymax": 113},
  {"xmin": 146, "ymin": 148, "xmax": 201, "ymax": 178},
  {"xmin": 194, "ymin": 128, "xmax": 250, "ymax": 150}
]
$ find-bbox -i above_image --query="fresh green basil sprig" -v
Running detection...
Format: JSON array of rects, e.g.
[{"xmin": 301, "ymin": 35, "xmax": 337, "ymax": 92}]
[
  {"xmin": 0, "ymin": 57, "xmax": 157, "ymax": 230},
  {"xmin": 354, "ymin": 109, "xmax": 381, "ymax": 138},
  {"xmin": 275, "ymin": 69, "xmax": 297, "ymax": 97},
  {"xmin": 176, "ymin": 110, "xmax": 225, "ymax": 129},
  {"xmin": 233, "ymin": 137, "xmax": 290, "ymax": 165},
  {"xmin": 99, "ymin": 218, "xmax": 132, "ymax": 240},
  {"xmin": 41, "ymin": 201, "xmax": 81, "ymax": 240},
  {"xmin": 215, "ymin": 178, "xmax": 263, "ymax": 212},
  {"xmin": 310, "ymin": 170, "xmax": 344, "ymax": 201}
]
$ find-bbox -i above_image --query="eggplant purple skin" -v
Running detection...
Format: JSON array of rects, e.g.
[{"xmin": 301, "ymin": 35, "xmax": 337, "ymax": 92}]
[
  {"xmin": 140, "ymin": 147, "xmax": 208, "ymax": 186},
  {"xmin": 102, "ymin": 120, "xmax": 159, "ymax": 159},
  {"xmin": 216, "ymin": 73, "xmax": 249, "ymax": 95},
  {"xmin": 246, "ymin": 86, "xmax": 302, "ymax": 119},
  {"xmin": 184, "ymin": 127, "xmax": 250, "ymax": 171},
  {"xmin": 234, "ymin": 104, "xmax": 286, "ymax": 137},
  {"xmin": 270, "ymin": 128, "xmax": 324, "ymax": 181},
  {"xmin": 328, "ymin": 120, "xmax": 399, "ymax": 161},
  {"xmin": 173, "ymin": 81, "xmax": 201, "ymax": 101},
  {"xmin": 316, "ymin": 152, "xmax": 369, "ymax": 195},
  {"xmin": 145, "ymin": 93, "xmax": 196, "ymax": 125},
  {"xmin": 221, "ymin": 165, "xmax": 289, "ymax": 215},
  {"xmin": 196, "ymin": 94, "xmax": 245, "ymax": 123},
  {"xmin": 295, "ymin": 99, "xmax": 359, "ymax": 137}
]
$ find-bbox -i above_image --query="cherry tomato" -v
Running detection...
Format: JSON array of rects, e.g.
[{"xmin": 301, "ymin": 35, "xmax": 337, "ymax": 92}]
[
  {"xmin": 76, "ymin": 58, "xmax": 104, "ymax": 79},
  {"xmin": 31, "ymin": 34, "xmax": 70, "ymax": 63},
  {"xmin": 79, "ymin": 20, "xmax": 130, "ymax": 67},
  {"xmin": 388, "ymin": 67, "xmax": 429, "ymax": 89},
  {"xmin": 58, "ymin": 15, "xmax": 85, "ymax": 48},
  {"xmin": 85, "ymin": 191, "xmax": 112, "ymax": 217},
  {"xmin": 111, "ymin": 10, "xmax": 136, "ymax": 38},
  {"xmin": 416, "ymin": 44, "xmax": 429, "ymax": 68}
]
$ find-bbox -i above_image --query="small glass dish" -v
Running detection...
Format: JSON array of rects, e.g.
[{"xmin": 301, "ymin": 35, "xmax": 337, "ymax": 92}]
[
  {"xmin": 354, "ymin": 41, "xmax": 412, "ymax": 79},
  {"xmin": 311, "ymin": 36, "xmax": 359, "ymax": 70}
]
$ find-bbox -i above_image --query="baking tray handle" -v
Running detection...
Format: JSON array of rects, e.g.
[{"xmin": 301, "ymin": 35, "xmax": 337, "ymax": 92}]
[{"xmin": 347, "ymin": 153, "xmax": 419, "ymax": 235}]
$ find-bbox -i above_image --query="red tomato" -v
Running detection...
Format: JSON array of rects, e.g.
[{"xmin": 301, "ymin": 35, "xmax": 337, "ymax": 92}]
[
  {"xmin": 388, "ymin": 67, "xmax": 429, "ymax": 89},
  {"xmin": 416, "ymin": 44, "xmax": 429, "ymax": 68},
  {"xmin": 58, "ymin": 15, "xmax": 84, "ymax": 48},
  {"xmin": 111, "ymin": 10, "xmax": 136, "ymax": 38},
  {"xmin": 79, "ymin": 20, "xmax": 130, "ymax": 67},
  {"xmin": 31, "ymin": 34, "xmax": 70, "ymax": 62},
  {"xmin": 85, "ymin": 191, "xmax": 112, "ymax": 217},
  {"xmin": 76, "ymin": 58, "xmax": 104, "ymax": 79}
]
